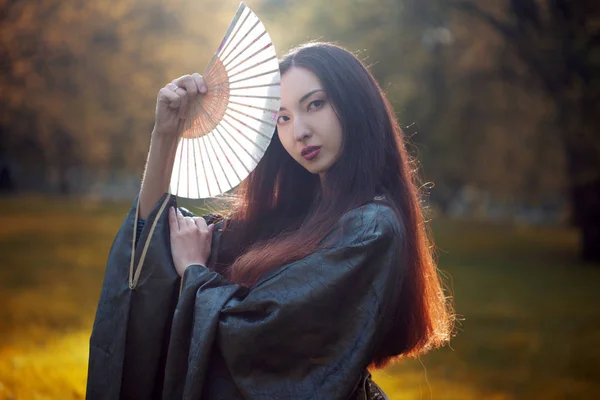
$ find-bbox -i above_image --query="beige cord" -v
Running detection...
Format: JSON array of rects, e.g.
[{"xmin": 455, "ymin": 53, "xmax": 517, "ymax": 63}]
[{"xmin": 129, "ymin": 194, "xmax": 172, "ymax": 289}]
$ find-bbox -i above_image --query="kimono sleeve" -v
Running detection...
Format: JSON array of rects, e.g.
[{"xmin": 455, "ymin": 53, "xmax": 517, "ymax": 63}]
[
  {"xmin": 87, "ymin": 193, "xmax": 177, "ymax": 400},
  {"xmin": 163, "ymin": 203, "xmax": 405, "ymax": 400},
  {"xmin": 86, "ymin": 193, "xmax": 222, "ymax": 400}
]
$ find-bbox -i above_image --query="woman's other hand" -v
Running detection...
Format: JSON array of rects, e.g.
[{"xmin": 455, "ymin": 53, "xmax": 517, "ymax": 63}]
[{"xmin": 168, "ymin": 207, "xmax": 214, "ymax": 277}]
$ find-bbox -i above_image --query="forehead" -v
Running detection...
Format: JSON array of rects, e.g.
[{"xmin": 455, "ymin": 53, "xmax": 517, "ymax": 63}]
[{"xmin": 280, "ymin": 67, "xmax": 323, "ymax": 105}]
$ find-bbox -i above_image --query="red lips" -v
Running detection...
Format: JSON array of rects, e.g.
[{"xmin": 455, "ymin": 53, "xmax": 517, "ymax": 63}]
[{"xmin": 301, "ymin": 146, "xmax": 321, "ymax": 160}]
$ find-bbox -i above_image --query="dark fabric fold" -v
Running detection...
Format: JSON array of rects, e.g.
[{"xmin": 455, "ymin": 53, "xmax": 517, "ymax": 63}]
[{"xmin": 87, "ymin": 194, "xmax": 403, "ymax": 399}]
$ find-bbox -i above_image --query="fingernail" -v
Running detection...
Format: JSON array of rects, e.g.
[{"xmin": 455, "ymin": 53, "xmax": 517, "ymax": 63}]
[{"xmin": 200, "ymin": 85, "xmax": 207, "ymax": 93}]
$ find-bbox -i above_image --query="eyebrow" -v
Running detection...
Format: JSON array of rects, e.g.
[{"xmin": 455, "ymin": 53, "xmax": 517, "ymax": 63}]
[{"xmin": 279, "ymin": 89, "xmax": 324, "ymax": 111}]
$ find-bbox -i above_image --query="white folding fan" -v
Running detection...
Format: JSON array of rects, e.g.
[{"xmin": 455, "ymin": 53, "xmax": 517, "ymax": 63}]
[{"xmin": 170, "ymin": 2, "xmax": 281, "ymax": 199}]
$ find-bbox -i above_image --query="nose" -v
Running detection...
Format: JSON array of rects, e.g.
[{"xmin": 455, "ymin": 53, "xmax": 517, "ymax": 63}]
[{"xmin": 293, "ymin": 117, "xmax": 312, "ymax": 142}]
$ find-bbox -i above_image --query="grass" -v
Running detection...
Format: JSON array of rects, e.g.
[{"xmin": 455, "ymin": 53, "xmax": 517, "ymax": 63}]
[
  {"xmin": 371, "ymin": 219, "xmax": 600, "ymax": 399},
  {"xmin": 0, "ymin": 196, "xmax": 599, "ymax": 399}
]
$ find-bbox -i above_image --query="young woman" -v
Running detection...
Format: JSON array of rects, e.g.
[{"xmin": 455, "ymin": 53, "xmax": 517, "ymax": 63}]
[{"xmin": 87, "ymin": 42, "xmax": 454, "ymax": 399}]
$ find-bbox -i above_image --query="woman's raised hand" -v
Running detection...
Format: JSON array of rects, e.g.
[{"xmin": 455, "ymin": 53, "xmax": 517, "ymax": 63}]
[
  {"xmin": 139, "ymin": 74, "xmax": 207, "ymax": 219},
  {"xmin": 168, "ymin": 207, "xmax": 215, "ymax": 277},
  {"xmin": 153, "ymin": 73, "xmax": 208, "ymax": 141}
]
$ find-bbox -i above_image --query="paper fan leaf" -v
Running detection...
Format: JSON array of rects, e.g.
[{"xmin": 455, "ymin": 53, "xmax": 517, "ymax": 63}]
[{"xmin": 170, "ymin": 3, "xmax": 281, "ymax": 199}]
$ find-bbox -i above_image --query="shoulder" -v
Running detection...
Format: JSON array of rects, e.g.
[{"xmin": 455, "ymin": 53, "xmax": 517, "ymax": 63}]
[
  {"xmin": 344, "ymin": 201, "xmax": 403, "ymax": 234},
  {"xmin": 326, "ymin": 201, "xmax": 404, "ymax": 248}
]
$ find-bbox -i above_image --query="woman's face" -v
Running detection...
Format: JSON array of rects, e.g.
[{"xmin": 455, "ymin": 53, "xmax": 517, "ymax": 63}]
[{"xmin": 277, "ymin": 67, "xmax": 343, "ymax": 177}]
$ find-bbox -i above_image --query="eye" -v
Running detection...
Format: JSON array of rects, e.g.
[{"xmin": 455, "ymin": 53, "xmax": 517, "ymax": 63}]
[
  {"xmin": 277, "ymin": 115, "xmax": 290, "ymax": 125},
  {"xmin": 308, "ymin": 99, "xmax": 325, "ymax": 111}
]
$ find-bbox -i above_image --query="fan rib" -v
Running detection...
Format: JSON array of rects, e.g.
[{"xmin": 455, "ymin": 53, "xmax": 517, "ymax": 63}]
[
  {"xmin": 194, "ymin": 139, "xmax": 201, "ymax": 199},
  {"xmin": 229, "ymin": 94, "xmax": 280, "ymax": 100},
  {"xmin": 201, "ymin": 96, "xmax": 251, "ymax": 178},
  {"xmin": 224, "ymin": 30, "xmax": 267, "ymax": 69},
  {"xmin": 202, "ymin": 136, "xmax": 222, "ymax": 196},
  {"xmin": 228, "ymin": 107, "xmax": 276, "ymax": 128},
  {"xmin": 228, "ymin": 69, "xmax": 281, "ymax": 85},
  {"xmin": 219, "ymin": 120, "xmax": 261, "ymax": 165},
  {"xmin": 199, "ymin": 138, "xmax": 212, "ymax": 197},
  {"xmin": 191, "ymin": 103, "xmax": 213, "ymax": 197},
  {"xmin": 186, "ymin": 137, "xmax": 191, "ymax": 197},
  {"xmin": 175, "ymin": 137, "xmax": 185, "ymax": 196},
  {"xmin": 229, "ymin": 82, "xmax": 280, "ymax": 91},
  {"xmin": 196, "ymin": 102, "xmax": 238, "ymax": 190},
  {"xmin": 187, "ymin": 131, "xmax": 198, "ymax": 198},
  {"xmin": 228, "ymin": 55, "xmax": 277, "ymax": 80},
  {"xmin": 214, "ymin": 124, "xmax": 252, "ymax": 175},
  {"xmin": 200, "ymin": 103, "xmax": 236, "ymax": 191},
  {"xmin": 205, "ymin": 5, "xmax": 250, "ymax": 75},
  {"xmin": 229, "ymin": 100, "xmax": 279, "ymax": 114},
  {"xmin": 192, "ymin": 134, "xmax": 203, "ymax": 198},
  {"xmin": 200, "ymin": 94, "xmax": 266, "ymax": 155},
  {"xmin": 206, "ymin": 131, "xmax": 234, "ymax": 191},
  {"xmin": 196, "ymin": 102, "xmax": 222, "ymax": 197},
  {"xmin": 217, "ymin": 5, "xmax": 248, "ymax": 56},
  {"xmin": 221, "ymin": 19, "xmax": 261, "ymax": 65},
  {"xmin": 222, "ymin": 115, "xmax": 268, "ymax": 151},
  {"xmin": 218, "ymin": 10, "xmax": 253, "ymax": 63},
  {"xmin": 227, "ymin": 43, "xmax": 273, "ymax": 74}
]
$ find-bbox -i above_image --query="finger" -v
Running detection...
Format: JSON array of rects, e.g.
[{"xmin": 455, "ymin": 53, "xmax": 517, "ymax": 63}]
[
  {"xmin": 158, "ymin": 87, "xmax": 181, "ymax": 110},
  {"xmin": 167, "ymin": 82, "xmax": 185, "ymax": 104},
  {"xmin": 184, "ymin": 216, "xmax": 196, "ymax": 229},
  {"xmin": 172, "ymin": 76, "xmax": 194, "ymax": 114},
  {"xmin": 169, "ymin": 207, "xmax": 179, "ymax": 231},
  {"xmin": 193, "ymin": 217, "xmax": 208, "ymax": 231},
  {"xmin": 170, "ymin": 79, "xmax": 189, "ymax": 118},
  {"xmin": 175, "ymin": 74, "xmax": 198, "ymax": 97},
  {"xmin": 192, "ymin": 73, "xmax": 207, "ymax": 94},
  {"xmin": 177, "ymin": 88, "xmax": 188, "ymax": 119},
  {"xmin": 177, "ymin": 208, "xmax": 193, "ymax": 229},
  {"xmin": 172, "ymin": 74, "xmax": 191, "ymax": 87}
]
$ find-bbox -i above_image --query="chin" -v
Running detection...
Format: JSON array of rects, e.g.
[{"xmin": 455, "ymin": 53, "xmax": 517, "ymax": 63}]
[
  {"xmin": 298, "ymin": 154, "xmax": 337, "ymax": 175},
  {"xmin": 302, "ymin": 161, "xmax": 329, "ymax": 175}
]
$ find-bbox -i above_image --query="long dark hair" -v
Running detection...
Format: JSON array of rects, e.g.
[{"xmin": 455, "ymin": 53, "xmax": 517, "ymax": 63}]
[{"xmin": 215, "ymin": 42, "xmax": 453, "ymax": 365}]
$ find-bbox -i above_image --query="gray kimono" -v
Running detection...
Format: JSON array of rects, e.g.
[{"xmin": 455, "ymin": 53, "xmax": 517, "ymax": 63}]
[{"xmin": 86, "ymin": 193, "xmax": 402, "ymax": 399}]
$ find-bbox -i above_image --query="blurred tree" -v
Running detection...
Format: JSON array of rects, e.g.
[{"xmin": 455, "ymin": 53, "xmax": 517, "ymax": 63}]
[
  {"xmin": 0, "ymin": 0, "xmax": 236, "ymax": 191},
  {"xmin": 2, "ymin": 0, "xmax": 595, "ymax": 261},
  {"xmin": 450, "ymin": 0, "xmax": 600, "ymax": 261},
  {"xmin": 260, "ymin": 0, "xmax": 564, "ymax": 210}
]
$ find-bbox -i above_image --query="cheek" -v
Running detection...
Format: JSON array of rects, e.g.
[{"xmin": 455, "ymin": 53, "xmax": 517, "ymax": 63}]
[{"xmin": 324, "ymin": 114, "xmax": 343, "ymax": 150}]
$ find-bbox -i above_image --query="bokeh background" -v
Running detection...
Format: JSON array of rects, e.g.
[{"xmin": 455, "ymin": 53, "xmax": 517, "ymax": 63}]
[{"xmin": 1, "ymin": 0, "xmax": 599, "ymax": 399}]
